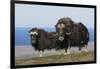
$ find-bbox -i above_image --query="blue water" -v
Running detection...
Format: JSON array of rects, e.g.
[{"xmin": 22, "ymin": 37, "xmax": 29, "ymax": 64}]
[{"xmin": 15, "ymin": 27, "xmax": 94, "ymax": 46}]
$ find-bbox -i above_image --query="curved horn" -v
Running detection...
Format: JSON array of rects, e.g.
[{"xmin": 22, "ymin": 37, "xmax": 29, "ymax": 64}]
[
  {"xmin": 66, "ymin": 32, "xmax": 71, "ymax": 35},
  {"xmin": 29, "ymin": 31, "xmax": 38, "ymax": 35}
]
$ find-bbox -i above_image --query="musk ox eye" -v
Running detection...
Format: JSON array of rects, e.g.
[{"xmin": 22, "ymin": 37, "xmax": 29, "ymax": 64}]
[{"xmin": 29, "ymin": 31, "xmax": 38, "ymax": 35}]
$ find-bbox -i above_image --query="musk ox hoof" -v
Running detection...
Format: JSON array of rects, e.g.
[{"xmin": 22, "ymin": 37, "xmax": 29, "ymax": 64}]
[
  {"xmin": 63, "ymin": 52, "xmax": 70, "ymax": 55},
  {"xmin": 67, "ymin": 52, "xmax": 70, "ymax": 55},
  {"xmin": 84, "ymin": 49, "xmax": 88, "ymax": 52},
  {"xmin": 39, "ymin": 51, "xmax": 43, "ymax": 57},
  {"xmin": 78, "ymin": 50, "xmax": 82, "ymax": 53},
  {"xmin": 39, "ymin": 54, "xmax": 42, "ymax": 57},
  {"xmin": 84, "ymin": 45, "xmax": 88, "ymax": 52},
  {"xmin": 63, "ymin": 52, "xmax": 67, "ymax": 55},
  {"xmin": 64, "ymin": 51, "xmax": 70, "ymax": 55},
  {"xmin": 67, "ymin": 49, "xmax": 70, "ymax": 54}
]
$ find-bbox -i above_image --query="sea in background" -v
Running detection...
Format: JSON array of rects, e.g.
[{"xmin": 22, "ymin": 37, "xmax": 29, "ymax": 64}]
[{"xmin": 15, "ymin": 27, "xmax": 94, "ymax": 46}]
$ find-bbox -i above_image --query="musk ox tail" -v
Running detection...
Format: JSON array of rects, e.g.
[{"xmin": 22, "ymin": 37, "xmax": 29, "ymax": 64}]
[
  {"xmin": 87, "ymin": 29, "xmax": 89, "ymax": 44},
  {"xmin": 78, "ymin": 22, "xmax": 89, "ymax": 45}
]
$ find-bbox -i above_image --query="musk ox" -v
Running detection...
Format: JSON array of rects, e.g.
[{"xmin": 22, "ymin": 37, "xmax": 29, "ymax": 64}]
[
  {"xmin": 29, "ymin": 28, "xmax": 68, "ymax": 57},
  {"xmin": 55, "ymin": 17, "xmax": 89, "ymax": 54}
]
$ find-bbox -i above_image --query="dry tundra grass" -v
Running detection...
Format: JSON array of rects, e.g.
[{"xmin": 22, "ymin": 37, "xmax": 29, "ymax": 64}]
[{"xmin": 15, "ymin": 51, "xmax": 94, "ymax": 66}]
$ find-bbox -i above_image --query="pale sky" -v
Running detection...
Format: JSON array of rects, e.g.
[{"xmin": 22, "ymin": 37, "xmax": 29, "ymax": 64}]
[{"xmin": 15, "ymin": 4, "xmax": 94, "ymax": 28}]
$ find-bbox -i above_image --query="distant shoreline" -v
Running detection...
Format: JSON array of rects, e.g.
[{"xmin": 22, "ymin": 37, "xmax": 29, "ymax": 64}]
[{"xmin": 15, "ymin": 42, "xmax": 94, "ymax": 46}]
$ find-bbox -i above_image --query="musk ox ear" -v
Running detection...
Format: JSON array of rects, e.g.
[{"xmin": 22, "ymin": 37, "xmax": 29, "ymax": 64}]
[
  {"xmin": 55, "ymin": 24, "xmax": 57, "ymax": 28},
  {"xmin": 28, "ymin": 30, "xmax": 30, "ymax": 33},
  {"xmin": 55, "ymin": 24, "xmax": 58, "ymax": 31},
  {"xmin": 28, "ymin": 28, "xmax": 34, "ymax": 33},
  {"xmin": 28, "ymin": 30, "xmax": 32, "ymax": 35}
]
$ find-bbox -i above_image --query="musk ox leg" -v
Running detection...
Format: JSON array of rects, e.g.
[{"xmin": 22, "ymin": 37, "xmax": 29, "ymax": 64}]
[
  {"xmin": 67, "ymin": 39, "xmax": 71, "ymax": 54},
  {"xmin": 78, "ymin": 41, "xmax": 84, "ymax": 52},
  {"xmin": 84, "ymin": 44, "xmax": 88, "ymax": 52},
  {"xmin": 78, "ymin": 45, "xmax": 82, "ymax": 52},
  {"xmin": 64, "ymin": 46, "xmax": 70, "ymax": 55},
  {"xmin": 66, "ymin": 47, "xmax": 70, "ymax": 54},
  {"xmin": 39, "ymin": 50, "xmax": 43, "ymax": 57}
]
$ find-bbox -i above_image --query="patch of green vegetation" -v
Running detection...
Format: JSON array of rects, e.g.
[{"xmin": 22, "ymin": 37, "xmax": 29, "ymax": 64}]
[{"xmin": 15, "ymin": 51, "xmax": 94, "ymax": 66}]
